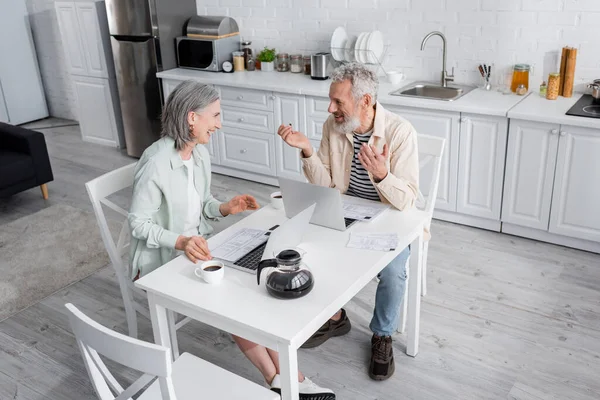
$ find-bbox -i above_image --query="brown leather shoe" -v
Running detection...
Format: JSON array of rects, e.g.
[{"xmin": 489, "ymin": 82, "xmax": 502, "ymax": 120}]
[
  {"xmin": 301, "ymin": 309, "xmax": 351, "ymax": 349},
  {"xmin": 369, "ymin": 335, "xmax": 395, "ymax": 381}
]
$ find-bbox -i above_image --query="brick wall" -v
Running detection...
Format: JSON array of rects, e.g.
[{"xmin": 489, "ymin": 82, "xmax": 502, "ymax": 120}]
[
  {"xmin": 198, "ymin": 0, "xmax": 599, "ymax": 90},
  {"xmin": 26, "ymin": 0, "xmax": 78, "ymax": 120}
]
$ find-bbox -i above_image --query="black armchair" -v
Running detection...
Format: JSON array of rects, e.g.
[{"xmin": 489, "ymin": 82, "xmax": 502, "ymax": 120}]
[{"xmin": 0, "ymin": 122, "xmax": 54, "ymax": 199}]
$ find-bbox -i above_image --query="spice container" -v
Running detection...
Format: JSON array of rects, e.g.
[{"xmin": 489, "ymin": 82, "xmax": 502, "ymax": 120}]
[
  {"xmin": 232, "ymin": 51, "xmax": 245, "ymax": 72},
  {"xmin": 247, "ymin": 58, "xmax": 256, "ymax": 71},
  {"xmin": 276, "ymin": 53, "xmax": 290, "ymax": 72},
  {"xmin": 290, "ymin": 54, "xmax": 303, "ymax": 73},
  {"xmin": 303, "ymin": 55, "xmax": 311, "ymax": 75},
  {"xmin": 511, "ymin": 64, "xmax": 530, "ymax": 92},
  {"xmin": 516, "ymin": 84, "xmax": 527, "ymax": 96},
  {"xmin": 539, "ymin": 81, "xmax": 547, "ymax": 97},
  {"xmin": 546, "ymin": 73, "xmax": 560, "ymax": 100}
]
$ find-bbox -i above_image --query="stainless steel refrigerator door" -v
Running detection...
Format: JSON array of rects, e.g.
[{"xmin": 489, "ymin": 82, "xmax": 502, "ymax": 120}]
[
  {"xmin": 110, "ymin": 37, "xmax": 162, "ymax": 157},
  {"xmin": 105, "ymin": 0, "xmax": 155, "ymax": 37}
]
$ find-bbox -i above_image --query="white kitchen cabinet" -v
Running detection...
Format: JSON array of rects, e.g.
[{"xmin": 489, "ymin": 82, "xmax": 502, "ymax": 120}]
[
  {"xmin": 0, "ymin": 0, "xmax": 48, "ymax": 124},
  {"xmin": 275, "ymin": 93, "xmax": 306, "ymax": 181},
  {"xmin": 502, "ymin": 119, "xmax": 559, "ymax": 230},
  {"xmin": 206, "ymin": 135, "xmax": 220, "ymax": 165},
  {"xmin": 549, "ymin": 125, "xmax": 600, "ymax": 242},
  {"xmin": 218, "ymin": 128, "xmax": 276, "ymax": 176},
  {"xmin": 305, "ymin": 96, "xmax": 330, "ymax": 140},
  {"xmin": 72, "ymin": 75, "xmax": 120, "ymax": 147},
  {"xmin": 55, "ymin": 3, "xmax": 88, "ymax": 76},
  {"xmin": 386, "ymin": 106, "xmax": 460, "ymax": 213},
  {"xmin": 456, "ymin": 114, "xmax": 508, "ymax": 220},
  {"xmin": 221, "ymin": 106, "xmax": 274, "ymax": 133},
  {"xmin": 162, "ymin": 79, "xmax": 180, "ymax": 103}
]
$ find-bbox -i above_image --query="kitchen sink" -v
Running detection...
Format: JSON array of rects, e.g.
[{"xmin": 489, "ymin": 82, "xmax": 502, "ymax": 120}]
[{"xmin": 389, "ymin": 81, "xmax": 475, "ymax": 101}]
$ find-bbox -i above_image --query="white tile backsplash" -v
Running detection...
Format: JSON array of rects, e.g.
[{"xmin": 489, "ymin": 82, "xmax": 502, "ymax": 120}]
[{"xmin": 196, "ymin": 0, "xmax": 599, "ymax": 88}]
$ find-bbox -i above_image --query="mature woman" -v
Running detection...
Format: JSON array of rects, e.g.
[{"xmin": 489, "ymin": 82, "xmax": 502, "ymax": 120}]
[{"xmin": 128, "ymin": 80, "xmax": 335, "ymax": 400}]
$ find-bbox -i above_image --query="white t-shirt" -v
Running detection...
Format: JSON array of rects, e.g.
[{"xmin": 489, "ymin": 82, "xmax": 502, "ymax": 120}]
[{"xmin": 181, "ymin": 158, "xmax": 201, "ymax": 237}]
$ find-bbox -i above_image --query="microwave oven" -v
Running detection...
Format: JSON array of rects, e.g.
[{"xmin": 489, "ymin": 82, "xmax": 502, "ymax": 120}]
[{"xmin": 176, "ymin": 35, "xmax": 240, "ymax": 72}]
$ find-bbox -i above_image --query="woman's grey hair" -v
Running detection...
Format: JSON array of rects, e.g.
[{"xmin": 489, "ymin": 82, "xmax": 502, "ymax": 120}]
[
  {"xmin": 330, "ymin": 62, "xmax": 379, "ymax": 104},
  {"xmin": 161, "ymin": 80, "xmax": 220, "ymax": 150}
]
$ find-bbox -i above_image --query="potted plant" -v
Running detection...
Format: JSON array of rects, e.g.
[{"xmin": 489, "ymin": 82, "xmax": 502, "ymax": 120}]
[{"xmin": 257, "ymin": 47, "xmax": 276, "ymax": 72}]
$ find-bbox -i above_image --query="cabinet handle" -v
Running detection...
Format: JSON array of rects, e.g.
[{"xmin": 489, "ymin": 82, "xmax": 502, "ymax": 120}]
[
  {"xmin": 270, "ymin": 95, "xmax": 276, "ymax": 100},
  {"xmin": 460, "ymin": 117, "xmax": 469, "ymax": 123},
  {"xmin": 560, "ymin": 131, "xmax": 566, "ymax": 136},
  {"xmin": 240, "ymin": 148, "xmax": 247, "ymax": 154},
  {"xmin": 238, "ymin": 117, "xmax": 245, "ymax": 122},
  {"xmin": 237, "ymin": 95, "xmax": 244, "ymax": 100},
  {"xmin": 551, "ymin": 129, "xmax": 559, "ymax": 135}
]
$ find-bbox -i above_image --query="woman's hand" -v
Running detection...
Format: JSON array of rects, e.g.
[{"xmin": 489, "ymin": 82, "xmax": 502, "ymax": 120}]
[
  {"xmin": 176, "ymin": 235, "xmax": 212, "ymax": 263},
  {"xmin": 220, "ymin": 194, "xmax": 259, "ymax": 216}
]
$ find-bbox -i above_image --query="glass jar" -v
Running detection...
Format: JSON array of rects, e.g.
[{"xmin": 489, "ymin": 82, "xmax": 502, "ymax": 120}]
[
  {"xmin": 241, "ymin": 40, "xmax": 252, "ymax": 69},
  {"xmin": 276, "ymin": 53, "xmax": 290, "ymax": 72},
  {"xmin": 303, "ymin": 55, "xmax": 311, "ymax": 75},
  {"xmin": 232, "ymin": 51, "xmax": 245, "ymax": 72},
  {"xmin": 247, "ymin": 58, "xmax": 256, "ymax": 71},
  {"xmin": 511, "ymin": 64, "xmax": 530, "ymax": 92},
  {"xmin": 290, "ymin": 54, "xmax": 303, "ymax": 73},
  {"xmin": 546, "ymin": 73, "xmax": 560, "ymax": 100},
  {"xmin": 539, "ymin": 81, "xmax": 547, "ymax": 97}
]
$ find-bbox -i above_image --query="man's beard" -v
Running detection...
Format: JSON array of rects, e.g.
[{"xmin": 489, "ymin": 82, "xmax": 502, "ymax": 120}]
[{"xmin": 334, "ymin": 112, "xmax": 361, "ymax": 134}]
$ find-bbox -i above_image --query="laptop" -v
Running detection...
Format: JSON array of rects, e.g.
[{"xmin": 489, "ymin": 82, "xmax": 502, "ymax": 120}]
[
  {"xmin": 211, "ymin": 204, "xmax": 316, "ymax": 274},
  {"xmin": 278, "ymin": 177, "xmax": 389, "ymax": 231}
]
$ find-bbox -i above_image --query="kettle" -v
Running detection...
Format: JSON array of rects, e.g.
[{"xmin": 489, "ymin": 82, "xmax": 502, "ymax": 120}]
[{"xmin": 256, "ymin": 248, "xmax": 314, "ymax": 299}]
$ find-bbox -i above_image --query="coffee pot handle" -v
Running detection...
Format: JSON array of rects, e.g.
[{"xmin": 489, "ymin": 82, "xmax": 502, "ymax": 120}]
[{"xmin": 257, "ymin": 259, "xmax": 278, "ymax": 285}]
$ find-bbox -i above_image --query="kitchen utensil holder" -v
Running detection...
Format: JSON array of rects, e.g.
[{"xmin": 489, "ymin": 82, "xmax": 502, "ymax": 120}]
[{"xmin": 329, "ymin": 45, "xmax": 390, "ymax": 76}]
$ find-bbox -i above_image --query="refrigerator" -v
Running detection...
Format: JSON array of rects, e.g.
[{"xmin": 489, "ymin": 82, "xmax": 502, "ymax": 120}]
[{"xmin": 105, "ymin": 0, "xmax": 197, "ymax": 157}]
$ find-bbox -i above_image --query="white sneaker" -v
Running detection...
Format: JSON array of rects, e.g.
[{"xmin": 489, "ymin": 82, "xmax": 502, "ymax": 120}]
[{"xmin": 269, "ymin": 375, "xmax": 335, "ymax": 400}]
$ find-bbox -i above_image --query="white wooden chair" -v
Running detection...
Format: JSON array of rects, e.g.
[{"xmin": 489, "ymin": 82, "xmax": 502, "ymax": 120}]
[
  {"xmin": 398, "ymin": 134, "xmax": 445, "ymax": 333},
  {"xmin": 85, "ymin": 163, "xmax": 188, "ymax": 355},
  {"xmin": 65, "ymin": 303, "xmax": 279, "ymax": 400}
]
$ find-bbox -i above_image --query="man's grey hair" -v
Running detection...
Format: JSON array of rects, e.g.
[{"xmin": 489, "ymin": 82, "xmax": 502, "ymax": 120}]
[
  {"xmin": 330, "ymin": 62, "xmax": 379, "ymax": 104},
  {"xmin": 161, "ymin": 80, "xmax": 220, "ymax": 150}
]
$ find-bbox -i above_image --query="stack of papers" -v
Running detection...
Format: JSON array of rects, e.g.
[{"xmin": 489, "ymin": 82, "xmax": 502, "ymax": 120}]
[
  {"xmin": 342, "ymin": 201, "xmax": 388, "ymax": 221},
  {"xmin": 347, "ymin": 232, "xmax": 399, "ymax": 252},
  {"xmin": 210, "ymin": 228, "xmax": 268, "ymax": 262}
]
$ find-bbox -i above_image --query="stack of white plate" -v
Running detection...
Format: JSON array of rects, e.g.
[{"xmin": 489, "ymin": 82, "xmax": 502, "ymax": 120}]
[{"xmin": 330, "ymin": 27, "xmax": 384, "ymax": 64}]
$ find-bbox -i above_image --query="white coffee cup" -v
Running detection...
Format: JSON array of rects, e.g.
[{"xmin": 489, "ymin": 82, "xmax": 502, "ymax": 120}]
[
  {"xmin": 270, "ymin": 191, "xmax": 284, "ymax": 210},
  {"xmin": 194, "ymin": 260, "xmax": 225, "ymax": 284}
]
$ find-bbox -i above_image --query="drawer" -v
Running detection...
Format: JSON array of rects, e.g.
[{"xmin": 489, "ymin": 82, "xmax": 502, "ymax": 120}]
[
  {"xmin": 218, "ymin": 128, "xmax": 276, "ymax": 176},
  {"xmin": 221, "ymin": 106, "xmax": 274, "ymax": 133},
  {"xmin": 306, "ymin": 96, "xmax": 330, "ymax": 140},
  {"xmin": 220, "ymin": 86, "xmax": 274, "ymax": 111}
]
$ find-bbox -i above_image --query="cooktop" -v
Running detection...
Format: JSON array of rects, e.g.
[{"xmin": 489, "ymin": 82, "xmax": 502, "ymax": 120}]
[{"xmin": 566, "ymin": 94, "xmax": 600, "ymax": 119}]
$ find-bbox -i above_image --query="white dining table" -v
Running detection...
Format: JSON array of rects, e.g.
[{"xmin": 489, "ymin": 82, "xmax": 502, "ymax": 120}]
[{"xmin": 136, "ymin": 203, "xmax": 428, "ymax": 400}]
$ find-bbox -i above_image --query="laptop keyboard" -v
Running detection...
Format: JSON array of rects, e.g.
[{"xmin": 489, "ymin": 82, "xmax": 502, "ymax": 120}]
[
  {"xmin": 233, "ymin": 242, "xmax": 267, "ymax": 271},
  {"xmin": 345, "ymin": 218, "xmax": 356, "ymax": 227}
]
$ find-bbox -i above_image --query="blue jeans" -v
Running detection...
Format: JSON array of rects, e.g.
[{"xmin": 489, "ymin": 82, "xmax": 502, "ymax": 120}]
[{"xmin": 369, "ymin": 246, "xmax": 410, "ymax": 337}]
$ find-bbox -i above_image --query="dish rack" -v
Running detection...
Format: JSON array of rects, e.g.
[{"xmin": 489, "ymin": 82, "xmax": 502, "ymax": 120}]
[{"xmin": 329, "ymin": 45, "xmax": 390, "ymax": 76}]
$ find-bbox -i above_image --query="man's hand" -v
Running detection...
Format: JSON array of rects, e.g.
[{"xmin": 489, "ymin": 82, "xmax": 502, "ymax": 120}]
[
  {"xmin": 220, "ymin": 194, "xmax": 259, "ymax": 216},
  {"xmin": 277, "ymin": 124, "xmax": 313, "ymax": 157},
  {"xmin": 176, "ymin": 235, "xmax": 212, "ymax": 263},
  {"xmin": 358, "ymin": 143, "xmax": 389, "ymax": 182}
]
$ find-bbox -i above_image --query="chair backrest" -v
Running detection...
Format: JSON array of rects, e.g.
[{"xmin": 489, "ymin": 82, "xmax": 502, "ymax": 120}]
[
  {"xmin": 416, "ymin": 135, "xmax": 445, "ymax": 226},
  {"xmin": 65, "ymin": 303, "xmax": 176, "ymax": 400},
  {"xmin": 85, "ymin": 163, "xmax": 136, "ymax": 282}
]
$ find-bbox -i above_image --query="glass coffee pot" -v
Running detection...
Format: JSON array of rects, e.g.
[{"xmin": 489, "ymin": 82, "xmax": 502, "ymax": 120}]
[{"xmin": 256, "ymin": 248, "xmax": 314, "ymax": 299}]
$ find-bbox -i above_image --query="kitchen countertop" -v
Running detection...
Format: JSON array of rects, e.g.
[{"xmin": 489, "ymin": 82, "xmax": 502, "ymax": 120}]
[
  {"xmin": 507, "ymin": 93, "xmax": 600, "ymax": 130},
  {"xmin": 157, "ymin": 68, "xmax": 528, "ymax": 117}
]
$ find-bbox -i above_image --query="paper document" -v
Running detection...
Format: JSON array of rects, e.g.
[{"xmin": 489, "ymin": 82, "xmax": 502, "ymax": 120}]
[
  {"xmin": 211, "ymin": 228, "xmax": 268, "ymax": 262},
  {"xmin": 347, "ymin": 232, "xmax": 399, "ymax": 252},
  {"xmin": 342, "ymin": 201, "xmax": 388, "ymax": 221}
]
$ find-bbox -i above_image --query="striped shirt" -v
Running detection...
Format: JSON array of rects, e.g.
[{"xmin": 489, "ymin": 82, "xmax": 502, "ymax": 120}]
[{"xmin": 345, "ymin": 131, "xmax": 381, "ymax": 202}]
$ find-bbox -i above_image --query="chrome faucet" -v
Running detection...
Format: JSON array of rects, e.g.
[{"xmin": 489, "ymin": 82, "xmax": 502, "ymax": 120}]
[{"xmin": 421, "ymin": 31, "xmax": 454, "ymax": 87}]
